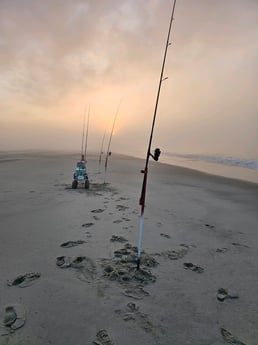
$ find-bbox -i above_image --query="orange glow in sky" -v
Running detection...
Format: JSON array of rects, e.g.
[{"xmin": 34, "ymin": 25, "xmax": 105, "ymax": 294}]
[{"xmin": 0, "ymin": 0, "xmax": 257, "ymax": 157}]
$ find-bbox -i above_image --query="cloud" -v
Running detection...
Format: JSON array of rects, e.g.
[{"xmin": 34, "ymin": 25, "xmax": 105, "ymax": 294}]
[{"xmin": 0, "ymin": 0, "xmax": 257, "ymax": 157}]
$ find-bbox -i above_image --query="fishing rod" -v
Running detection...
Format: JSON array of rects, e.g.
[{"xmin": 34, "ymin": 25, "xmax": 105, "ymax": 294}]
[
  {"xmin": 104, "ymin": 100, "xmax": 122, "ymax": 183},
  {"xmin": 80, "ymin": 107, "xmax": 86, "ymax": 161},
  {"xmin": 136, "ymin": 0, "xmax": 178, "ymax": 269},
  {"xmin": 98, "ymin": 126, "xmax": 107, "ymax": 171},
  {"xmin": 84, "ymin": 105, "xmax": 90, "ymax": 162}
]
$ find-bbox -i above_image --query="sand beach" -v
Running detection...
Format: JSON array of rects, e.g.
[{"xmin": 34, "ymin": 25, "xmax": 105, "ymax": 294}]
[{"xmin": 0, "ymin": 152, "xmax": 258, "ymax": 345}]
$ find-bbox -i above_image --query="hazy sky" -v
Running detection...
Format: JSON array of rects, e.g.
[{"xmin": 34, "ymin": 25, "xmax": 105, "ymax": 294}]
[{"xmin": 0, "ymin": 0, "xmax": 257, "ymax": 158}]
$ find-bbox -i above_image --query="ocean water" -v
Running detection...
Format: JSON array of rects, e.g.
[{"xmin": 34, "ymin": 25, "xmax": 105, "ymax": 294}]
[{"xmin": 161, "ymin": 152, "xmax": 258, "ymax": 184}]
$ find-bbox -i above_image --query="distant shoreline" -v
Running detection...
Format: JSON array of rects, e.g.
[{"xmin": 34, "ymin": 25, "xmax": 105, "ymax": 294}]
[{"xmin": 1, "ymin": 150, "xmax": 258, "ymax": 186}]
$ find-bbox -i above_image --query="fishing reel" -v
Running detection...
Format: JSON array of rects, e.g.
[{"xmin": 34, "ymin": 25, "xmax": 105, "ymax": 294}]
[{"xmin": 150, "ymin": 148, "xmax": 161, "ymax": 161}]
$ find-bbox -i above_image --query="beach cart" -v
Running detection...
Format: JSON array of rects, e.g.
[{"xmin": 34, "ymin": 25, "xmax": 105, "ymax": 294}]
[{"xmin": 72, "ymin": 161, "xmax": 89, "ymax": 189}]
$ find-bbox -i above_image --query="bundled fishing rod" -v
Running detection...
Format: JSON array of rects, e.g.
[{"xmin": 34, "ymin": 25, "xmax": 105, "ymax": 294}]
[
  {"xmin": 104, "ymin": 100, "xmax": 122, "ymax": 183},
  {"xmin": 80, "ymin": 108, "xmax": 86, "ymax": 161},
  {"xmin": 84, "ymin": 105, "xmax": 90, "ymax": 162},
  {"xmin": 98, "ymin": 126, "xmax": 107, "ymax": 172},
  {"xmin": 136, "ymin": 0, "xmax": 178, "ymax": 269},
  {"xmin": 80, "ymin": 105, "xmax": 90, "ymax": 162}
]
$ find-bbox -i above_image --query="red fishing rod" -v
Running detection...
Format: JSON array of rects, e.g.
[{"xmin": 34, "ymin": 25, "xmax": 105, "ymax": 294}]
[{"xmin": 137, "ymin": 0, "xmax": 178, "ymax": 269}]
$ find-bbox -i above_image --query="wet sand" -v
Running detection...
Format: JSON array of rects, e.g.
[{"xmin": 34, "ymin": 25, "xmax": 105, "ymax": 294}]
[{"xmin": 0, "ymin": 152, "xmax": 258, "ymax": 345}]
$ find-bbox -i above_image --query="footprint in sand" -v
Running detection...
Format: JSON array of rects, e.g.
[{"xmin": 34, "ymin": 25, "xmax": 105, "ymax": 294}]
[
  {"xmin": 167, "ymin": 250, "xmax": 187, "ymax": 260},
  {"xmin": 0, "ymin": 304, "xmax": 26, "ymax": 334},
  {"xmin": 82, "ymin": 222, "xmax": 94, "ymax": 228},
  {"xmin": 180, "ymin": 243, "xmax": 196, "ymax": 248},
  {"xmin": 221, "ymin": 328, "xmax": 246, "ymax": 345},
  {"xmin": 91, "ymin": 209, "xmax": 105, "ymax": 214},
  {"xmin": 56, "ymin": 256, "xmax": 96, "ymax": 282},
  {"xmin": 121, "ymin": 302, "xmax": 154, "ymax": 334},
  {"xmin": 232, "ymin": 242, "xmax": 249, "ymax": 248},
  {"xmin": 183, "ymin": 262, "xmax": 204, "ymax": 273},
  {"xmin": 116, "ymin": 205, "xmax": 129, "ymax": 211},
  {"xmin": 161, "ymin": 246, "xmax": 188, "ymax": 260},
  {"xmin": 56, "ymin": 256, "xmax": 71, "ymax": 268},
  {"xmin": 125, "ymin": 302, "xmax": 138, "ymax": 312},
  {"xmin": 113, "ymin": 219, "xmax": 122, "ymax": 224},
  {"xmin": 216, "ymin": 247, "xmax": 229, "ymax": 253},
  {"xmin": 205, "ymin": 223, "xmax": 215, "ymax": 229},
  {"xmin": 123, "ymin": 287, "xmax": 150, "ymax": 300},
  {"xmin": 110, "ymin": 235, "xmax": 128, "ymax": 243},
  {"xmin": 122, "ymin": 217, "xmax": 131, "ymax": 222},
  {"xmin": 60, "ymin": 240, "xmax": 86, "ymax": 248},
  {"xmin": 93, "ymin": 329, "xmax": 114, "ymax": 345},
  {"xmin": 217, "ymin": 288, "xmax": 239, "ymax": 302},
  {"xmin": 131, "ymin": 209, "xmax": 138, "ymax": 215},
  {"xmin": 160, "ymin": 233, "xmax": 171, "ymax": 239},
  {"xmin": 71, "ymin": 257, "xmax": 96, "ymax": 282},
  {"xmin": 7, "ymin": 273, "xmax": 40, "ymax": 288},
  {"xmin": 116, "ymin": 197, "xmax": 129, "ymax": 201}
]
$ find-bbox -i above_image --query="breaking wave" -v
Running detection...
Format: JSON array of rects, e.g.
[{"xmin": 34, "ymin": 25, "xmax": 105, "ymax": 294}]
[{"xmin": 163, "ymin": 153, "xmax": 258, "ymax": 171}]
